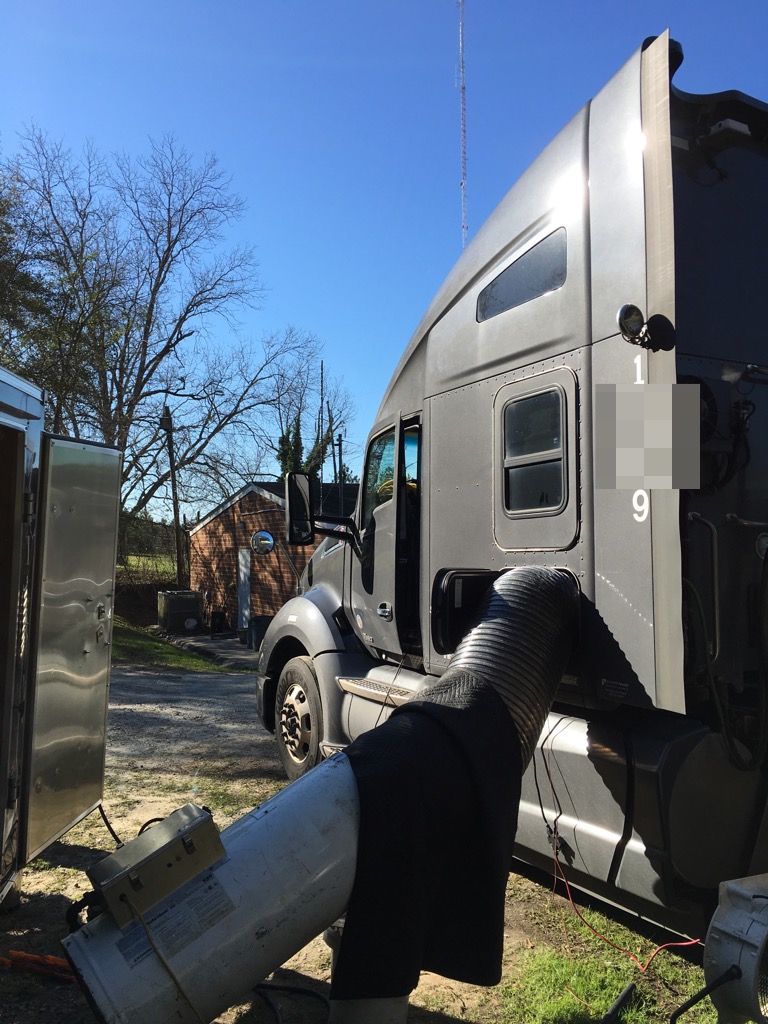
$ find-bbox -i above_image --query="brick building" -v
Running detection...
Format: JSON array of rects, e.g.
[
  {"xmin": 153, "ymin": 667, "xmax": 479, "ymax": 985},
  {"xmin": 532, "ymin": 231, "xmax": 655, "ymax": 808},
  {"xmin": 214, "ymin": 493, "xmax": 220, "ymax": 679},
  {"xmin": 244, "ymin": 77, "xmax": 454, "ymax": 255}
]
[{"xmin": 188, "ymin": 481, "xmax": 357, "ymax": 634}]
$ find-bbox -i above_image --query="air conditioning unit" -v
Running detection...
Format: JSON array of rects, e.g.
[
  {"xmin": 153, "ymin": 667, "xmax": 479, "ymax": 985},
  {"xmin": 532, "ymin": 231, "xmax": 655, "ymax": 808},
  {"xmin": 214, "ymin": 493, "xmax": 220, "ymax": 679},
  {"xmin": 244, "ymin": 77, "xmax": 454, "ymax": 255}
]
[{"xmin": 157, "ymin": 591, "xmax": 203, "ymax": 633}]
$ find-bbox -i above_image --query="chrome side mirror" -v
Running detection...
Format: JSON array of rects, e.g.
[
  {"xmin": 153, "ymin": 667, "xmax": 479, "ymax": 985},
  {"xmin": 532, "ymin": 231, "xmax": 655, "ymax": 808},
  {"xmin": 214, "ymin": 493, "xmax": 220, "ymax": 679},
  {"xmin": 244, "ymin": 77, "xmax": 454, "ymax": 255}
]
[
  {"xmin": 250, "ymin": 530, "xmax": 275, "ymax": 555},
  {"xmin": 617, "ymin": 303, "xmax": 648, "ymax": 346}
]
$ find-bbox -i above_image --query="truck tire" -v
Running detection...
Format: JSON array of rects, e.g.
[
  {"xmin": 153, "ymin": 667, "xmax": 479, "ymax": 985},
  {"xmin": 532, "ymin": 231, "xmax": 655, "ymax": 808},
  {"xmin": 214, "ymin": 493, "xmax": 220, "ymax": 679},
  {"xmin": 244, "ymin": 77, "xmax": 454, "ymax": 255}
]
[{"xmin": 275, "ymin": 657, "xmax": 324, "ymax": 780}]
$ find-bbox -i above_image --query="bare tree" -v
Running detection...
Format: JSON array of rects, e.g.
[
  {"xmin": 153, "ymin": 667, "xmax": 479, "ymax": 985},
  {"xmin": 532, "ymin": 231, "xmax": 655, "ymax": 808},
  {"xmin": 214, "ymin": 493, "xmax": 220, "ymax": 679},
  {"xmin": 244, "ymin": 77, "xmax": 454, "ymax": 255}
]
[
  {"xmin": 1, "ymin": 129, "xmax": 333, "ymax": 517},
  {"xmin": 0, "ymin": 174, "xmax": 48, "ymax": 345},
  {"xmin": 122, "ymin": 330, "xmax": 313, "ymax": 515},
  {"xmin": 269, "ymin": 347, "xmax": 355, "ymax": 480}
]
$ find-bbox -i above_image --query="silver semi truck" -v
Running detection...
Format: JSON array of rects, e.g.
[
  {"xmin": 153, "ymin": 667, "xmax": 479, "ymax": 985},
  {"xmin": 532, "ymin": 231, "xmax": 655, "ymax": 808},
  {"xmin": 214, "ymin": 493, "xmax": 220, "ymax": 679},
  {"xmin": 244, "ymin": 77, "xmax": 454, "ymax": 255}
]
[
  {"xmin": 255, "ymin": 33, "xmax": 768, "ymax": 939},
  {"xmin": 0, "ymin": 366, "xmax": 120, "ymax": 904}
]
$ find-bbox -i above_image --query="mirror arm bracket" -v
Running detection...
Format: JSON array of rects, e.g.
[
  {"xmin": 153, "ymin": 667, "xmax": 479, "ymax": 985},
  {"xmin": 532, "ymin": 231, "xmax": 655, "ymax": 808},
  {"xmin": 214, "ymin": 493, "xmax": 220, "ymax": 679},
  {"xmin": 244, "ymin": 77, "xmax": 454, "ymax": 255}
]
[{"xmin": 314, "ymin": 520, "xmax": 361, "ymax": 556}]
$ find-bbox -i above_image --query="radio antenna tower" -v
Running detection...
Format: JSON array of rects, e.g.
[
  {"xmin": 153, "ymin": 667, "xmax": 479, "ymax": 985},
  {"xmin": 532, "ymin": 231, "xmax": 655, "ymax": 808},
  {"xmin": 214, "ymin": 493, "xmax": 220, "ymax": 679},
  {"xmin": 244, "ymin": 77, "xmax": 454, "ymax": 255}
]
[{"xmin": 458, "ymin": 0, "xmax": 468, "ymax": 248}]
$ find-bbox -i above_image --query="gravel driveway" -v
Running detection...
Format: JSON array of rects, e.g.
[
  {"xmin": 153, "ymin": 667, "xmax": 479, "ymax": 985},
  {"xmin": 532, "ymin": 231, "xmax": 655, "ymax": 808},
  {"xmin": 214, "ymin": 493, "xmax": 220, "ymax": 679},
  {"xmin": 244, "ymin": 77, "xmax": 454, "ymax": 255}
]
[{"xmin": 108, "ymin": 665, "xmax": 281, "ymax": 779}]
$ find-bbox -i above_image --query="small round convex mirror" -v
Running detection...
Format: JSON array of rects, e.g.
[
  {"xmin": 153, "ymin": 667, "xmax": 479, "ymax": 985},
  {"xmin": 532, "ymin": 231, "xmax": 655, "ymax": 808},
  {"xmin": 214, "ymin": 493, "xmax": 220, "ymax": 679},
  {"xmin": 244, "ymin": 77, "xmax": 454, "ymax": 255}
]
[
  {"xmin": 617, "ymin": 303, "xmax": 646, "ymax": 343},
  {"xmin": 250, "ymin": 530, "xmax": 275, "ymax": 555}
]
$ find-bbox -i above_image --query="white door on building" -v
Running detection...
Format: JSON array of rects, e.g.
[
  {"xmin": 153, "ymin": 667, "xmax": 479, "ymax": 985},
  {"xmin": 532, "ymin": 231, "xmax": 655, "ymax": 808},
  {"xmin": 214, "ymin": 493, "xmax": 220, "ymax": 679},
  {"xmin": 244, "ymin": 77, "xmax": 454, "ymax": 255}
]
[{"xmin": 237, "ymin": 548, "xmax": 251, "ymax": 631}]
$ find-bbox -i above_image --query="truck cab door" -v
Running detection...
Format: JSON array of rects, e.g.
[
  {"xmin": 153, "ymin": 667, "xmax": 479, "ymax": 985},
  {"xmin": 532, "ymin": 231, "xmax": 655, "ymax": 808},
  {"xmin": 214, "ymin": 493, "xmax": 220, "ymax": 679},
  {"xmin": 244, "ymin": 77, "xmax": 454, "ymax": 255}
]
[
  {"xmin": 23, "ymin": 436, "xmax": 121, "ymax": 861},
  {"xmin": 348, "ymin": 421, "xmax": 421, "ymax": 658}
]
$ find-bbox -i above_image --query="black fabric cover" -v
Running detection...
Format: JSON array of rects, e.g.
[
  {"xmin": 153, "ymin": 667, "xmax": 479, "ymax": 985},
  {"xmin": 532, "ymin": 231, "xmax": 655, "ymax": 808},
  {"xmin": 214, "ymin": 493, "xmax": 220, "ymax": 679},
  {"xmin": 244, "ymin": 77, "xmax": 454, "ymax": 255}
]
[{"xmin": 330, "ymin": 673, "xmax": 523, "ymax": 1000}]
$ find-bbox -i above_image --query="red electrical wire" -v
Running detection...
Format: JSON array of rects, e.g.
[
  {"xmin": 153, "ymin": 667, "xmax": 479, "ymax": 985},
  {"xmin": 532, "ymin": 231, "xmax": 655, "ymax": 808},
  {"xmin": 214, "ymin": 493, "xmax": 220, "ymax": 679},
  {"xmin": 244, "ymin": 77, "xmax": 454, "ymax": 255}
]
[
  {"xmin": 551, "ymin": 849, "xmax": 701, "ymax": 971},
  {"xmin": 541, "ymin": 734, "xmax": 701, "ymax": 972}
]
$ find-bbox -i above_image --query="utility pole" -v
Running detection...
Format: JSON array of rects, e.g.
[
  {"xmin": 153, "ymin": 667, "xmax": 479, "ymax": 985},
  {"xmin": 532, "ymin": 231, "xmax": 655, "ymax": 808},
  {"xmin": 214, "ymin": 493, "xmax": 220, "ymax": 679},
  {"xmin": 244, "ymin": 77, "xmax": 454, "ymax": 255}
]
[
  {"xmin": 335, "ymin": 433, "xmax": 344, "ymax": 513},
  {"xmin": 160, "ymin": 405, "xmax": 186, "ymax": 589}
]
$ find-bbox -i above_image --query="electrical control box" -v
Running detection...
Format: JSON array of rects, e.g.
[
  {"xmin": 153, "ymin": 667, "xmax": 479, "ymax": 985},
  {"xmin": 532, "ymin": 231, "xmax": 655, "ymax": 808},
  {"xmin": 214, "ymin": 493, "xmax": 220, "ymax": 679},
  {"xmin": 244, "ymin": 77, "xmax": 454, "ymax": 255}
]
[{"xmin": 87, "ymin": 804, "xmax": 225, "ymax": 929}]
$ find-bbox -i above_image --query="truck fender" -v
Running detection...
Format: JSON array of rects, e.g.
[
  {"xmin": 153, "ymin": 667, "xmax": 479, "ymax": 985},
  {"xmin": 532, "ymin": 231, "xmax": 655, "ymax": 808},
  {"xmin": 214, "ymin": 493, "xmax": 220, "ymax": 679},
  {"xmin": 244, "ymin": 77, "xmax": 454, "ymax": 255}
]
[{"xmin": 257, "ymin": 586, "xmax": 349, "ymax": 733}]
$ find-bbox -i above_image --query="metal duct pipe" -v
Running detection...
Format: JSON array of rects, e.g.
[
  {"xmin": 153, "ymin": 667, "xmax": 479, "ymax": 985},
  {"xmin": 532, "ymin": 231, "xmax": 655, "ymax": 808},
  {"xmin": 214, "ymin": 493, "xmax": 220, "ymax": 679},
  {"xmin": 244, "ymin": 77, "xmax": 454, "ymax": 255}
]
[
  {"xmin": 448, "ymin": 566, "xmax": 579, "ymax": 767},
  {"xmin": 64, "ymin": 756, "xmax": 360, "ymax": 1024},
  {"xmin": 64, "ymin": 567, "xmax": 578, "ymax": 1024}
]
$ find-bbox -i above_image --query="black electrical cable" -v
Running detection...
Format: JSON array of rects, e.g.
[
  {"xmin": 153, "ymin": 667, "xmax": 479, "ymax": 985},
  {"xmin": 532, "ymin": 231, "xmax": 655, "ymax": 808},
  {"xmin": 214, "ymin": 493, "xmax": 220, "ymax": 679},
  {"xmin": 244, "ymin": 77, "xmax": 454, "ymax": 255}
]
[
  {"xmin": 137, "ymin": 806, "xmax": 215, "ymax": 837},
  {"xmin": 600, "ymin": 982, "xmax": 636, "ymax": 1022},
  {"xmin": 259, "ymin": 982, "xmax": 330, "ymax": 1008},
  {"xmin": 698, "ymin": 399, "xmax": 753, "ymax": 495},
  {"xmin": 531, "ymin": 717, "xmax": 566, "ymax": 835},
  {"xmin": 98, "ymin": 803, "xmax": 123, "ymax": 847},
  {"xmin": 683, "ymin": 577, "xmax": 768, "ymax": 770},
  {"xmin": 253, "ymin": 986, "xmax": 282, "ymax": 1023},
  {"xmin": 137, "ymin": 817, "xmax": 165, "ymax": 835},
  {"xmin": 66, "ymin": 891, "xmax": 101, "ymax": 934},
  {"xmin": 668, "ymin": 963, "xmax": 741, "ymax": 1022}
]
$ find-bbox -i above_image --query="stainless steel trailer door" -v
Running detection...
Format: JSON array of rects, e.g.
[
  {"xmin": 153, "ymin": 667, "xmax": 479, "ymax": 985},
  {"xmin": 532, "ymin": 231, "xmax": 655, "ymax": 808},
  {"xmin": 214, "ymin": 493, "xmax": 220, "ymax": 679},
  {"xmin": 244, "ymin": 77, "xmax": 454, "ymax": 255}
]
[{"xmin": 23, "ymin": 436, "xmax": 120, "ymax": 862}]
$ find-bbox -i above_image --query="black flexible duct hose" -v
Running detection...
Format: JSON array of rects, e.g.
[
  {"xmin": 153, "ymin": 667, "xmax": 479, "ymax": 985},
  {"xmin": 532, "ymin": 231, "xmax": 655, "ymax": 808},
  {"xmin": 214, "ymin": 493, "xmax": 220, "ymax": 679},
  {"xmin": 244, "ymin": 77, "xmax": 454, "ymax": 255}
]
[
  {"xmin": 446, "ymin": 566, "xmax": 580, "ymax": 768},
  {"xmin": 333, "ymin": 565, "xmax": 580, "ymax": 1000}
]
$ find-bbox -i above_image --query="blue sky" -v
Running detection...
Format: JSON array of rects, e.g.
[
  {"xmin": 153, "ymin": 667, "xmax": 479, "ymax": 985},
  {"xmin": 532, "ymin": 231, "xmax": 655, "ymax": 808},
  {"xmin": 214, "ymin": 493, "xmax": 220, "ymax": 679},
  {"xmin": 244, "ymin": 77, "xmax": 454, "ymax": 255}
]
[{"xmin": 2, "ymin": 1, "xmax": 767, "ymax": 476}]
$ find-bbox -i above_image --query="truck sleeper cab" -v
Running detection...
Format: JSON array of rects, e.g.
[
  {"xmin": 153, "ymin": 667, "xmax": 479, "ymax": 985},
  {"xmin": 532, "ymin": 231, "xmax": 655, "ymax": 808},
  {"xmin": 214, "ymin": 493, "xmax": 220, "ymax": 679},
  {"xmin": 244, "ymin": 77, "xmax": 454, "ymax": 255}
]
[{"xmin": 256, "ymin": 33, "xmax": 768, "ymax": 938}]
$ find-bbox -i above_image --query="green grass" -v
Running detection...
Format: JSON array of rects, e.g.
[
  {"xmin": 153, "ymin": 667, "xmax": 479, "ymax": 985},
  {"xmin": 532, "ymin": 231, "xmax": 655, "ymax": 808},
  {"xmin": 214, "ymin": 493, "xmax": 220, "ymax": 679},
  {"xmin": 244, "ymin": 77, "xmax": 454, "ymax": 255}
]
[
  {"xmin": 117, "ymin": 770, "xmax": 283, "ymax": 819},
  {"xmin": 116, "ymin": 553, "xmax": 176, "ymax": 582},
  {"xmin": 111, "ymin": 616, "xmax": 234, "ymax": 672},
  {"xmin": 494, "ymin": 904, "xmax": 716, "ymax": 1023},
  {"xmin": 121, "ymin": 552, "xmax": 176, "ymax": 574}
]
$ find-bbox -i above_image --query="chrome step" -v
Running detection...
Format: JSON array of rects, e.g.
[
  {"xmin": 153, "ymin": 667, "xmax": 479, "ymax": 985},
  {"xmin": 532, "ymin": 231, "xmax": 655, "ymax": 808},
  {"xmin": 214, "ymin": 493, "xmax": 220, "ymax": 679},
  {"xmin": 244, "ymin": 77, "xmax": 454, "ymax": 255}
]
[{"xmin": 337, "ymin": 677, "xmax": 413, "ymax": 707}]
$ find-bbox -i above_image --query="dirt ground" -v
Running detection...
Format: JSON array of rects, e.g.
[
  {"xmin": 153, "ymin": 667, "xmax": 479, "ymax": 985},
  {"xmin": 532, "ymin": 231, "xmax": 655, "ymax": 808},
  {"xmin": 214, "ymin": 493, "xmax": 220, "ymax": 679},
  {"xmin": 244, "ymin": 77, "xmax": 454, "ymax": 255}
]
[{"xmin": 0, "ymin": 665, "xmax": 559, "ymax": 1024}]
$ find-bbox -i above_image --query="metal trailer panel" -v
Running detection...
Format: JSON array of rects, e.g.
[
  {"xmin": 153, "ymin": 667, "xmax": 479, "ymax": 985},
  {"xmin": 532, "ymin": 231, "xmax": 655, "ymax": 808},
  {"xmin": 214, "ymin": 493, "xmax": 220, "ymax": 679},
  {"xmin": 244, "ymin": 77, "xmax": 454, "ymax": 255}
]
[
  {"xmin": 0, "ymin": 369, "xmax": 45, "ymax": 899},
  {"xmin": 23, "ymin": 436, "xmax": 121, "ymax": 862},
  {"xmin": 0, "ymin": 366, "xmax": 46, "ymax": 427}
]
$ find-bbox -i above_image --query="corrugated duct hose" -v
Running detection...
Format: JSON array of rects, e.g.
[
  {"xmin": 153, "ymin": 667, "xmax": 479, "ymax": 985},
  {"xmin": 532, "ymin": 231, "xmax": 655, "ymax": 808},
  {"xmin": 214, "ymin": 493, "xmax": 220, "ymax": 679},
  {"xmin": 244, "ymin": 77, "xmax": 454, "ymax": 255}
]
[
  {"xmin": 448, "ymin": 565, "xmax": 580, "ymax": 767},
  {"xmin": 329, "ymin": 566, "xmax": 580, "ymax": 1023}
]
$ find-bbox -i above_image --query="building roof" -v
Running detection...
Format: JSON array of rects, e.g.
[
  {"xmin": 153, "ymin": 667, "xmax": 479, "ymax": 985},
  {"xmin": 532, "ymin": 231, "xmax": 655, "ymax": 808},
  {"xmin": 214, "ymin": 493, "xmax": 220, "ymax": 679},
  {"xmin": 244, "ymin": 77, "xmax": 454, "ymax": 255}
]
[
  {"xmin": 189, "ymin": 480, "xmax": 357, "ymax": 536},
  {"xmin": 317, "ymin": 482, "xmax": 358, "ymax": 517}
]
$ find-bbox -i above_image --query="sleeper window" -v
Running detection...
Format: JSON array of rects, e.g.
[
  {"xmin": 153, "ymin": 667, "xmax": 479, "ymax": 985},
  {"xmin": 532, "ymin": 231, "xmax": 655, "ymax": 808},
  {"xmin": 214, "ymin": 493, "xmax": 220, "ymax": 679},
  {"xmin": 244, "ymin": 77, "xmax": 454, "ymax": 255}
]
[
  {"xmin": 503, "ymin": 388, "xmax": 565, "ymax": 514},
  {"xmin": 477, "ymin": 228, "xmax": 567, "ymax": 322}
]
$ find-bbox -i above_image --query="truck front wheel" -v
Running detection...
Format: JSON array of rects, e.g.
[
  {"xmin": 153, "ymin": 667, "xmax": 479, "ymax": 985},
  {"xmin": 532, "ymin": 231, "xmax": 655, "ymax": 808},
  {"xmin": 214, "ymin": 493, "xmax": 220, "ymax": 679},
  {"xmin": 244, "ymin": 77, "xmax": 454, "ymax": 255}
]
[{"xmin": 275, "ymin": 657, "xmax": 324, "ymax": 780}]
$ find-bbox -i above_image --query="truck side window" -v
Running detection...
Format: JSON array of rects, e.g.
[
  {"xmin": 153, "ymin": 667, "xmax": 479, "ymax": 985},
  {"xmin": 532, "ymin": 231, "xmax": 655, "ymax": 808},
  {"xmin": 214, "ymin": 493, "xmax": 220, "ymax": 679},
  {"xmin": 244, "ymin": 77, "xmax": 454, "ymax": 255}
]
[
  {"xmin": 361, "ymin": 429, "xmax": 396, "ymax": 531},
  {"xmin": 503, "ymin": 388, "xmax": 565, "ymax": 513},
  {"xmin": 403, "ymin": 427, "xmax": 419, "ymax": 491},
  {"xmin": 477, "ymin": 227, "xmax": 567, "ymax": 322},
  {"xmin": 400, "ymin": 425, "xmax": 420, "ymax": 539}
]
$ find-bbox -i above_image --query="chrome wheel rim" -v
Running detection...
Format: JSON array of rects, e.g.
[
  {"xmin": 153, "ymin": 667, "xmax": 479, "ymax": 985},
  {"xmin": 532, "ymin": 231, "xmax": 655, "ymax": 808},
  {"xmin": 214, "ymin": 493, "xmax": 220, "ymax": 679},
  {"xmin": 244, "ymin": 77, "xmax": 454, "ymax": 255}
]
[{"xmin": 278, "ymin": 682, "xmax": 313, "ymax": 764}]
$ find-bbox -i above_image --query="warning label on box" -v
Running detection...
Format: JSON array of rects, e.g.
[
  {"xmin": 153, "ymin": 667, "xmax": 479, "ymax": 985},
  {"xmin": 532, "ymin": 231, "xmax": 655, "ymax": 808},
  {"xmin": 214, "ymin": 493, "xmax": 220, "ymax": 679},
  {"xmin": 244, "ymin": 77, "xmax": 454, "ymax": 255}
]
[{"xmin": 117, "ymin": 872, "xmax": 235, "ymax": 968}]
